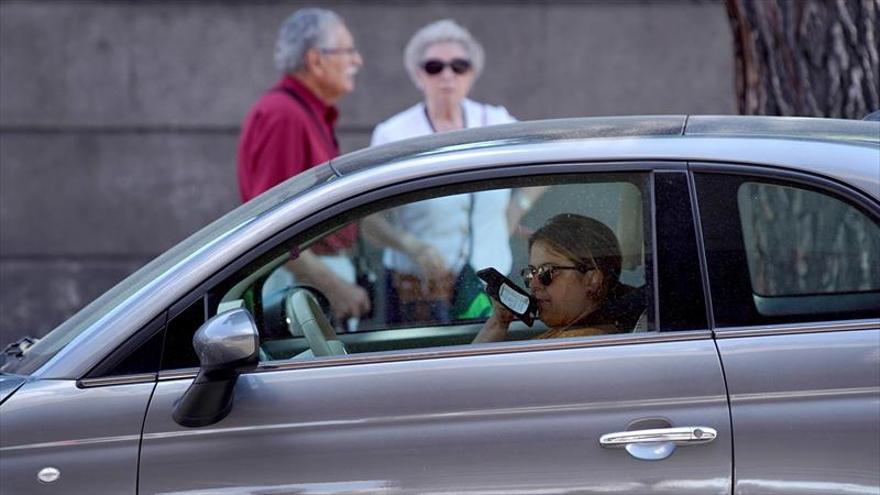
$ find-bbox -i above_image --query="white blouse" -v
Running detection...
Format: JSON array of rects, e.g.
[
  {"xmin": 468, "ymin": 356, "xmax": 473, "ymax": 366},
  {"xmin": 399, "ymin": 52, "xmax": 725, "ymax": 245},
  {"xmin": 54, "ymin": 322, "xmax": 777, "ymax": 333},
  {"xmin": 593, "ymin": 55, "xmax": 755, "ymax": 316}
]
[{"xmin": 370, "ymin": 99, "xmax": 517, "ymax": 276}]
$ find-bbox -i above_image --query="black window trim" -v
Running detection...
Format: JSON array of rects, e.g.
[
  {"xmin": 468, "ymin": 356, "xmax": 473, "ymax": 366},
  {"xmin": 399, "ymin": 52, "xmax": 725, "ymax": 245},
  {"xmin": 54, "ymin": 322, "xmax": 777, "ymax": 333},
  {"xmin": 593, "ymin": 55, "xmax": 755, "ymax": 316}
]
[
  {"xmin": 79, "ymin": 311, "xmax": 167, "ymax": 384},
  {"xmin": 685, "ymin": 166, "xmax": 716, "ymax": 330},
  {"xmin": 688, "ymin": 162, "xmax": 880, "ymax": 217},
  {"xmin": 653, "ymin": 170, "xmax": 711, "ymax": 331}
]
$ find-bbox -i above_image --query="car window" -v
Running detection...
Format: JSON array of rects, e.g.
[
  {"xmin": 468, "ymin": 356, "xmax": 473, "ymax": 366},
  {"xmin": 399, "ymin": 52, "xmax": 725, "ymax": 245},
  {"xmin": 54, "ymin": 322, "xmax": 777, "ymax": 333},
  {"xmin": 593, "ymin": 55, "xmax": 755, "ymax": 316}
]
[
  {"xmin": 696, "ymin": 173, "xmax": 880, "ymax": 327},
  {"xmin": 229, "ymin": 173, "xmax": 655, "ymax": 364},
  {"xmin": 738, "ymin": 182, "xmax": 880, "ymax": 296},
  {"xmin": 158, "ymin": 171, "xmax": 668, "ymax": 370}
]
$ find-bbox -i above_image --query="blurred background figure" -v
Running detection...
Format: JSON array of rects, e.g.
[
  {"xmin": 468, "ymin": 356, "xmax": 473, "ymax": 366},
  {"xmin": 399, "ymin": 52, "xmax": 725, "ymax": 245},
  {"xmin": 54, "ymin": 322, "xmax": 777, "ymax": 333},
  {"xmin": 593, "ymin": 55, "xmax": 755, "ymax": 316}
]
[
  {"xmin": 370, "ymin": 19, "xmax": 540, "ymax": 325},
  {"xmin": 237, "ymin": 8, "xmax": 370, "ymax": 323}
]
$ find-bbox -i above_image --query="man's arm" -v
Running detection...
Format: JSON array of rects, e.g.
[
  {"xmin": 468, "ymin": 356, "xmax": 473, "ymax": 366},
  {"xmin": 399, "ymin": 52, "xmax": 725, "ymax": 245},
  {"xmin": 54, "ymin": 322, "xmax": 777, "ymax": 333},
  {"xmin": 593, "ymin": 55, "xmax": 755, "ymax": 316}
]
[
  {"xmin": 360, "ymin": 214, "xmax": 448, "ymax": 278},
  {"xmin": 285, "ymin": 250, "xmax": 370, "ymax": 320}
]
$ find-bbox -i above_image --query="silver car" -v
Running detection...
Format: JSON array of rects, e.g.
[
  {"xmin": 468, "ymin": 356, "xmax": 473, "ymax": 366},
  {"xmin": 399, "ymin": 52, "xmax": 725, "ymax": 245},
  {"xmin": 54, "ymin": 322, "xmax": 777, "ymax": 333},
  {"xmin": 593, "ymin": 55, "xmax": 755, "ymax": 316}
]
[{"xmin": 2, "ymin": 116, "xmax": 878, "ymax": 495}]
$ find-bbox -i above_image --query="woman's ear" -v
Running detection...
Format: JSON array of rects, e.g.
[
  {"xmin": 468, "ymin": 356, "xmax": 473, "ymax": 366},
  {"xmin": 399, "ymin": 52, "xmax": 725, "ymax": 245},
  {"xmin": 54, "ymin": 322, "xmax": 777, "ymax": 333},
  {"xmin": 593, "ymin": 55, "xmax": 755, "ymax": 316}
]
[{"xmin": 585, "ymin": 269, "xmax": 604, "ymax": 298}]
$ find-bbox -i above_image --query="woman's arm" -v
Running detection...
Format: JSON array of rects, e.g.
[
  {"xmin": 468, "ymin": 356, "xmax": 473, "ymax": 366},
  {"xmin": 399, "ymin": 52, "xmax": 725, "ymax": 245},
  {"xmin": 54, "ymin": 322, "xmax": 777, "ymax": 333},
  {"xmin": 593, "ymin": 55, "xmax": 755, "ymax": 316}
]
[{"xmin": 472, "ymin": 299, "xmax": 516, "ymax": 343}]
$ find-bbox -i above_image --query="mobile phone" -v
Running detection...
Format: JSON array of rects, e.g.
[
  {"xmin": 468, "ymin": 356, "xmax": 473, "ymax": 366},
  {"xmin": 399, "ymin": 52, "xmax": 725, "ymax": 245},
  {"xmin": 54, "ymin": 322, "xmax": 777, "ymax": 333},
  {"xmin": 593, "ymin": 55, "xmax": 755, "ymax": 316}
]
[{"xmin": 476, "ymin": 267, "xmax": 537, "ymax": 326}]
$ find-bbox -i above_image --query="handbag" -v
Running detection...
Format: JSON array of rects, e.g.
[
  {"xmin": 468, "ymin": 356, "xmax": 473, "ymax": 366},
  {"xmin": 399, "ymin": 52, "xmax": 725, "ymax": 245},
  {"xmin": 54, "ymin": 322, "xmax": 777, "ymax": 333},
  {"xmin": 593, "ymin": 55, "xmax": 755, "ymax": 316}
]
[
  {"xmin": 452, "ymin": 262, "xmax": 492, "ymax": 319},
  {"xmin": 451, "ymin": 194, "xmax": 493, "ymax": 319},
  {"xmin": 354, "ymin": 236, "xmax": 377, "ymax": 320}
]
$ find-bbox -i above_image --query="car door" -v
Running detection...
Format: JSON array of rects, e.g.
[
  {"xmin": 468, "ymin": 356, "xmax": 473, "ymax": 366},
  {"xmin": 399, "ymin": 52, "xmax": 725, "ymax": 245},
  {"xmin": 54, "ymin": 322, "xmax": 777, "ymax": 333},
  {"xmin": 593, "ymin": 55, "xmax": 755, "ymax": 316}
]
[
  {"xmin": 694, "ymin": 167, "xmax": 880, "ymax": 494},
  {"xmin": 138, "ymin": 166, "xmax": 734, "ymax": 494}
]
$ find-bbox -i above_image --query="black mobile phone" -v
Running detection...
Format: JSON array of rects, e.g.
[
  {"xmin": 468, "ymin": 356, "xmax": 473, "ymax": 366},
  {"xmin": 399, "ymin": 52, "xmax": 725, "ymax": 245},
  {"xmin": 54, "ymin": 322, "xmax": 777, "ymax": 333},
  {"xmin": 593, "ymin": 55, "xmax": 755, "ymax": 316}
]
[{"xmin": 476, "ymin": 267, "xmax": 537, "ymax": 327}]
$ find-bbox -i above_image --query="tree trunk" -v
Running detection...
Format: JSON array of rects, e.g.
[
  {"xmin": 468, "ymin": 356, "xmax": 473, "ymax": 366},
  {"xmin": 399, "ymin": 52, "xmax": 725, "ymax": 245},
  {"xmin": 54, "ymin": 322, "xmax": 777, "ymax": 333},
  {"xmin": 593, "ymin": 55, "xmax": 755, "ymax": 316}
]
[
  {"xmin": 726, "ymin": 0, "xmax": 880, "ymax": 118},
  {"xmin": 725, "ymin": 1, "xmax": 880, "ymax": 302}
]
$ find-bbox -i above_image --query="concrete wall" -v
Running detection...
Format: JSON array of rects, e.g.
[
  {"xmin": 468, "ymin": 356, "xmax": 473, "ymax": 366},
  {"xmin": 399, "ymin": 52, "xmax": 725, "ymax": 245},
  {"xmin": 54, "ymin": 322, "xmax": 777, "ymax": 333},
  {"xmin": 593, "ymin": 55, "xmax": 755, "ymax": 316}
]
[{"xmin": 0, "ymin": 0, "xmax": 735, "ymax": 345}]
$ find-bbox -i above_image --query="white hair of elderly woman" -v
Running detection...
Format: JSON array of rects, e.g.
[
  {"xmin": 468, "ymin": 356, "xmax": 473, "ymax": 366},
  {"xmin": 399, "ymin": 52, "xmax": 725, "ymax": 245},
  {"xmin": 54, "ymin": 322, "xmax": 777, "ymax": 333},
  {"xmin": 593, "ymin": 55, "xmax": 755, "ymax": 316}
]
[
  {"xmin": 274, "ymin": 8, "xmax": 343, "ymax": 74},
  {"xmin": 403, "ymin": 19, "xmax": 485, "ymax": 87}
]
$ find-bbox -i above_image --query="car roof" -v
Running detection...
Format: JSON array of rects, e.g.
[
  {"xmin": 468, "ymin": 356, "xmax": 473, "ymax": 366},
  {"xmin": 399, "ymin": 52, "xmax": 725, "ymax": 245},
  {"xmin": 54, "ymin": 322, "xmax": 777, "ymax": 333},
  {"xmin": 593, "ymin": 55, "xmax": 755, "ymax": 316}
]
[
  {"xmin": 333, "ymin": 115, "xmax": 879, "ymax": 176},
  {"xmin": 333, "ymin": 116, "xmax": 686, "ymax": 175},
  {"xmin": 685, "ymin": 115, "xmax": 879, "ymax": 143}
]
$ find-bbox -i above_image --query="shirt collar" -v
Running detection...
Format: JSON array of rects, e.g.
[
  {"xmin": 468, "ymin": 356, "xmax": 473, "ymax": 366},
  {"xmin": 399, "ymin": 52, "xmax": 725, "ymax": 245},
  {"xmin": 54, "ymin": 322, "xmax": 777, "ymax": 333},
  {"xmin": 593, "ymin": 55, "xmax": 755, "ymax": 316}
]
[{"xmin": 279, "ymin": 74, "xmax": 339, "ymax": 126}]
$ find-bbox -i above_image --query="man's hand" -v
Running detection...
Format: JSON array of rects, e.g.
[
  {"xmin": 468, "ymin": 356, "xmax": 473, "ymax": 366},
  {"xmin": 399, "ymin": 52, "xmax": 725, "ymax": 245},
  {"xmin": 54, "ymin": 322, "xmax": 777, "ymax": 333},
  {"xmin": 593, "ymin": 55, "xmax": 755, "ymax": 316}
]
[
  {"xmin": 360, "ymin": 215, "xmax": 450, "ymax": 281},
  {"xmin": 412, "ymin": 245, "xmax": 449, "ymax": 282},
  {"xmin": 325, "ymin": 278, "xmax": 371, "ymax": 320},
  {"xmin": 285, "ymin": 251, "xmax": 371, "ymax": 320}
]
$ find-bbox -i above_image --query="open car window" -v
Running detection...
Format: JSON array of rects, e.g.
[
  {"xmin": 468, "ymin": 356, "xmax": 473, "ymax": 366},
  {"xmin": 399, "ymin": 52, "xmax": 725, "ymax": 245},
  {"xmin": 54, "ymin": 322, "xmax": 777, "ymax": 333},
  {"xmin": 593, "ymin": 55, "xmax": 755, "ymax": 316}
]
[{"xmin": 208, "ymin": 172, "xmax": 656, "ymax": 364}]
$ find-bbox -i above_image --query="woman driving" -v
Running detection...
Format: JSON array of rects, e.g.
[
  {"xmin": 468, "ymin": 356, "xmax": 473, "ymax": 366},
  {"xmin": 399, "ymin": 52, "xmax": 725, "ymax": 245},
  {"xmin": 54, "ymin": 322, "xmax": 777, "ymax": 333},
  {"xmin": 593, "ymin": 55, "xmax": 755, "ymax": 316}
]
[{"xmin": 474, "ymin": 213, "xmax": 645, "ymax": 342}]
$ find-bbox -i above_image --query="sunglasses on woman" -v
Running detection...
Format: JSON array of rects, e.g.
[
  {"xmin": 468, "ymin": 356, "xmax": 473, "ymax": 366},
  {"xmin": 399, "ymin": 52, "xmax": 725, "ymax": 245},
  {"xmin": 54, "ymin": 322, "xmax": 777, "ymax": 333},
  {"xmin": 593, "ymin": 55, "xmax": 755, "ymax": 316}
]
[
  {"xmin": 520, "ymin": 263, "xmax": 592, "ymax": 287},
  {"xmin": 421, "ymin": 58, "xmax": 472, "ymax": 75}
]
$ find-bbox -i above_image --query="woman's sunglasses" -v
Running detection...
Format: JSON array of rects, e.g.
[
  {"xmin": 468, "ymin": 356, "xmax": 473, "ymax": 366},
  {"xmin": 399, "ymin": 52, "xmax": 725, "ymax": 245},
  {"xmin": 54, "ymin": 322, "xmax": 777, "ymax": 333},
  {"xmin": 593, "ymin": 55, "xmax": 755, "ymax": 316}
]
[
  {"xmin": 421, "ymin": 58, "xmax": 472, "ymax": 76},
  {"xmin": 520, "ymin": 263, "xmax": 591, "ymax": 287}
]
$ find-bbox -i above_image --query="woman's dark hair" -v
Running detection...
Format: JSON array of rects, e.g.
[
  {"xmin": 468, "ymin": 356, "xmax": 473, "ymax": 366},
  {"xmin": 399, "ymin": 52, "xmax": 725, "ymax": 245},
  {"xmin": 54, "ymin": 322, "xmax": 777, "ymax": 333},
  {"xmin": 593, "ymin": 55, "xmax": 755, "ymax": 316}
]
[{"xmin": 528, "ymin": 214, "xmax": 622, "ymax": 294}]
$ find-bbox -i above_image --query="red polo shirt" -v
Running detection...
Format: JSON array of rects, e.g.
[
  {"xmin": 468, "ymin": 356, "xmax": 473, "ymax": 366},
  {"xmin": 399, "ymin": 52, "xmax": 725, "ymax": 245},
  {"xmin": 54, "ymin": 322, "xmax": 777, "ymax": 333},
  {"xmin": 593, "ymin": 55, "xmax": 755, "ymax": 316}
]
[{"xmin": 237, "ymin": 75, "xmax": 356, "ymax": 254}]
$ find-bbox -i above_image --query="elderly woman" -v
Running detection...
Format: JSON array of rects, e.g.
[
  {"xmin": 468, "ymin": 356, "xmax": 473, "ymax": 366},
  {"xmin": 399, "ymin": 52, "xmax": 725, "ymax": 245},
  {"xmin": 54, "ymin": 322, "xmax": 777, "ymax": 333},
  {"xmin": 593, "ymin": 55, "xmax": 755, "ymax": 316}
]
[
  {"xmin": 372, "ymin": 19, "xmax": 513, "ymax": 140},
  {"xmin": 474, "ymin": 214, "xmax": 647, "ymax": 342},
  {"xmin": 369, "ymin": 19, "xmax": 541, "ymax": 325}
]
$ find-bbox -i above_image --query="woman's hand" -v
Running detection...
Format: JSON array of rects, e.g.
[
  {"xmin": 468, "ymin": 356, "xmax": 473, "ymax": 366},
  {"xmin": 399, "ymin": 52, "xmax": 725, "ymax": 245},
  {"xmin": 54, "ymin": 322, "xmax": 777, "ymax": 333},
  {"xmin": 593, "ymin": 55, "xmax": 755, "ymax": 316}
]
[
  {"xmin": 489, "ymin": 297, "xmax": 515, "ymax": 326},
  {"xmin": 472, "ymin": 298, "xmax": 515, "ymax": 343}
]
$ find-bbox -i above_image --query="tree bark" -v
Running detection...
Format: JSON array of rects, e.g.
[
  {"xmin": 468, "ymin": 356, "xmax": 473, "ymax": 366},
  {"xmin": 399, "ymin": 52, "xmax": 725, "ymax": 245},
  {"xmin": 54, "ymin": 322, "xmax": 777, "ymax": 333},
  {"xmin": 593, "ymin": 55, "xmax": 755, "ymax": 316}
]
[
  {"xmin": 726, "ymin": 2, "xmax": 880, "ymax": 301},
  {"xmin": 726, "ymin": 0, "xmax": 880, "ymax": 118}
]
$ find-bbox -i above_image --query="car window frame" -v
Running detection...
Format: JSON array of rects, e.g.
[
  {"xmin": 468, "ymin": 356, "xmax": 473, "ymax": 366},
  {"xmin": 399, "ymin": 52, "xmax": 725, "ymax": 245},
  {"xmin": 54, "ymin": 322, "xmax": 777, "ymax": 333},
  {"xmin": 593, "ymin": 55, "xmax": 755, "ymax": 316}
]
[
  {"xmin": 690, "ymin": 161, "xmax": 880, "ymax": 334},
  {"xmin": 86, "ymin": 160, "xmax": 720, "ymax": 384},
  {"xmin": 77, "ymin": 312, "xmax": 166, "ymax": 387}
]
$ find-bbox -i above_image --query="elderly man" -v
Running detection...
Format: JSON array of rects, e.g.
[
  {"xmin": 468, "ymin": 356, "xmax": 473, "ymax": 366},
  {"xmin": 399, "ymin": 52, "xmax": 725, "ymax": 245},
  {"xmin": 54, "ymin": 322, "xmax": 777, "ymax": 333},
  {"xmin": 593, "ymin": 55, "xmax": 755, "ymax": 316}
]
[{"xmin": 237, "ymin": 8, "xmax": 368, "ymax": 322}]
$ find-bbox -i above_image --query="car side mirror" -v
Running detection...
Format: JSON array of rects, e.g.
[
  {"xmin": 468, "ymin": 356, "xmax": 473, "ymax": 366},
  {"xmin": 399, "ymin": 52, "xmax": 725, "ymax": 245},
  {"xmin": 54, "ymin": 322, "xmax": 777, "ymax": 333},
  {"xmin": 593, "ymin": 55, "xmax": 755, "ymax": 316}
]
[{"xmin": 172, "ymin": 309, "xmax": 259, "ymax": 427}]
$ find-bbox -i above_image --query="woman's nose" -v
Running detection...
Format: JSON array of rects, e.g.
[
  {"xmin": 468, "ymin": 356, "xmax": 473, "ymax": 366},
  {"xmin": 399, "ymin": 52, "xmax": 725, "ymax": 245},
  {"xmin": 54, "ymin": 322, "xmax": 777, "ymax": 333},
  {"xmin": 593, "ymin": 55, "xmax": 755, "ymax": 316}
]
[{"xmin": 528, "ymin": 276, "xmax": 541, "ymax": 290}]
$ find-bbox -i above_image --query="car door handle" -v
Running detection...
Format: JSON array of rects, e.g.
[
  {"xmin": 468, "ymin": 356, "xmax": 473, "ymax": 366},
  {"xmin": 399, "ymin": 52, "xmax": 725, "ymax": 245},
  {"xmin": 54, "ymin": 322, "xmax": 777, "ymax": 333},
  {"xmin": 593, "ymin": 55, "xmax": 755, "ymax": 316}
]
[
  {"xmin": 600, "ymin": 426, "xmax": 717, "ymax": 447},
  {"xmin": 599, "ymin": 426, "xmax": 716, "ymax": 460}
]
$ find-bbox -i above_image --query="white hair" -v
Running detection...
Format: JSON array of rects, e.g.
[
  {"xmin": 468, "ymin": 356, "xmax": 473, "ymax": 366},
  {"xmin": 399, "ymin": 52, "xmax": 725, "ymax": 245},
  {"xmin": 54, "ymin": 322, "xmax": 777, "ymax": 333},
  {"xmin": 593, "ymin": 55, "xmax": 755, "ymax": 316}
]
[
  {"xmin": 403, "ymin": 19, "xmax": 485, "ymax": 87},
  {"xmin": 274, "ymin": 8, "xmax": 343, "ymax": 74}
]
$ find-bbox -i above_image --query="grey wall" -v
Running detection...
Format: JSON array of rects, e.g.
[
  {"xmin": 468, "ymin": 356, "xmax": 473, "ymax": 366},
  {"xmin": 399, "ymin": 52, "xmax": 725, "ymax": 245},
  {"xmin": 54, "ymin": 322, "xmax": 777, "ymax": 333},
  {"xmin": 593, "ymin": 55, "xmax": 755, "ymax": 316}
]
[{"xmin": 0, "ymin": 0, "xmax": 735, "ymax": 345}]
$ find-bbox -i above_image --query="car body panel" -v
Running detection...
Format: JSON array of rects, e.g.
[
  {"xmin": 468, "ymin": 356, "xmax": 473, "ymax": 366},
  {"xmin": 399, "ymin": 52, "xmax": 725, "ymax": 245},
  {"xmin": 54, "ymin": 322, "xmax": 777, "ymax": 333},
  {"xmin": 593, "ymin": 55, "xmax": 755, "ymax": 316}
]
[
  {"xmin": 715, "ymin": 328, "xmax": 880, "ymax": 495},
  {"xmin": 0, "ymin": 380, "xmax": 154, "ymax": 494},
  {"xmin": 0, "ymin": 374, "xmax": 26, "ymax": 404},
  {"xmin": 141, "ymin": 336, "xmax": 732, "ymax": 494}
]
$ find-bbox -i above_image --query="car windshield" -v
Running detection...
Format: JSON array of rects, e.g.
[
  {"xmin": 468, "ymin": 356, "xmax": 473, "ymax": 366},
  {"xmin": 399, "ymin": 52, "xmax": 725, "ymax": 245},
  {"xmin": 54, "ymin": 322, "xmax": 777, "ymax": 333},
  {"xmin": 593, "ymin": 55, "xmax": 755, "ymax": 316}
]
[{"xmin": 1, "ymin": 165, "xmax": 337, "ymax": 376}]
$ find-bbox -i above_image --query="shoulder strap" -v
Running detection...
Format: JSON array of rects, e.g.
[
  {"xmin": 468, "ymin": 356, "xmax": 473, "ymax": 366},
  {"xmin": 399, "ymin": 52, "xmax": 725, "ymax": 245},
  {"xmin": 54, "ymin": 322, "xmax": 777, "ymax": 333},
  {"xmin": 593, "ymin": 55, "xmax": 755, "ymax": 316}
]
[
  {"xmin": 275, "ymin": 87, "xmax": 338, "ymax": 150},
  {"xmin": 467, "ymin": 193, "xmax": 475, "ymax": 264}
]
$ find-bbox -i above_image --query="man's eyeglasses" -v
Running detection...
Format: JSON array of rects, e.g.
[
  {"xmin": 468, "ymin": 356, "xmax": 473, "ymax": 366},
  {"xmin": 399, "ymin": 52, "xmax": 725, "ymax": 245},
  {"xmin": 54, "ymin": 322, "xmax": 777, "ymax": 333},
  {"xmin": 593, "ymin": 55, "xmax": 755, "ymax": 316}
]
[
  {"xmin": 421, "ymin": 58, "xmax": 472, "ymax": 76},
  {"xmin": 520, "ymin": 263, "xmax": 591, "ymax": 287},
  {"xmin": 319, "ymin": 47, "xmax": 359, "ymax": 57}
]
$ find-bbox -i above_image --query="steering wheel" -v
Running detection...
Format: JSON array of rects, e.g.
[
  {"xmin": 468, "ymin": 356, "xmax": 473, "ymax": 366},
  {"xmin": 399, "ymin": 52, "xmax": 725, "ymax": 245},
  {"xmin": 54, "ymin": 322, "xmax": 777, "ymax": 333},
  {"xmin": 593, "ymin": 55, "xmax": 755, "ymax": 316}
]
[{"xmin": 284, "ymin": 287, "xmax": 347, "ymax": 357}]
